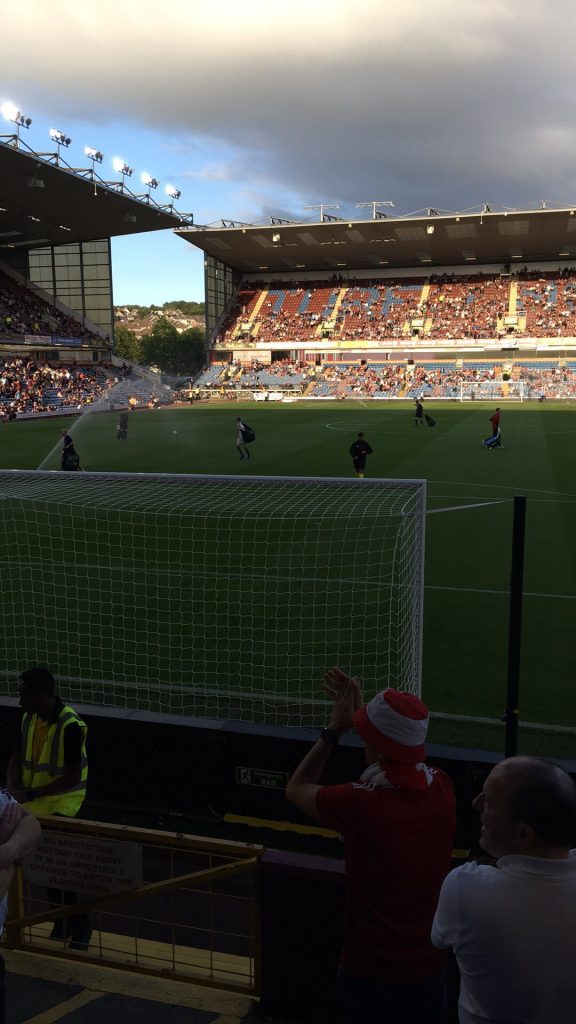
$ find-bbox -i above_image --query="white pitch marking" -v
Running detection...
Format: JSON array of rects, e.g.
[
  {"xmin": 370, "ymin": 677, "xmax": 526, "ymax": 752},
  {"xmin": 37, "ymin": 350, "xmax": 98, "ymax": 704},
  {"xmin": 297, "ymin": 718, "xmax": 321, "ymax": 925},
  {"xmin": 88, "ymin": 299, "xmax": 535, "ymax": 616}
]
[
  {"xmin": 429, "ymin": 478, "xmax": 576, "ymax": 499},
  {"xmin": 426, "ymin": 584, "xmax": 576, "ymax": 601},
  {"xmin": 427, "ymin": 500, "xmax": 507, "ymax": 514}
]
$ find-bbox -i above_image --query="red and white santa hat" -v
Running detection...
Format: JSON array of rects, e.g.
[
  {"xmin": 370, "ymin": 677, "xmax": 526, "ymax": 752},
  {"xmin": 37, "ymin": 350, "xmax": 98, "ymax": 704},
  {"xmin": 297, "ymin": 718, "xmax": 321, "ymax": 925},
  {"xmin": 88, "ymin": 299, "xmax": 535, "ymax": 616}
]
[{"xmin": 353, "ymin": 689, "xmax": 429, "ymax": 764}]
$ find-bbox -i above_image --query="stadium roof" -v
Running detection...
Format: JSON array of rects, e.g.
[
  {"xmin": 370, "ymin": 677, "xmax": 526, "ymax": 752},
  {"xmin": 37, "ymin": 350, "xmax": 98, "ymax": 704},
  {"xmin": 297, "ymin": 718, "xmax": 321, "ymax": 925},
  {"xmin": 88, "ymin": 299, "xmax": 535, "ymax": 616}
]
[
  {"xmin": 0, "ymin": 139, "xmax": 188, "ymax": 252},
  {"xmin": 176, "ymin": 206, "xmax": 576, "ymax": 275}
]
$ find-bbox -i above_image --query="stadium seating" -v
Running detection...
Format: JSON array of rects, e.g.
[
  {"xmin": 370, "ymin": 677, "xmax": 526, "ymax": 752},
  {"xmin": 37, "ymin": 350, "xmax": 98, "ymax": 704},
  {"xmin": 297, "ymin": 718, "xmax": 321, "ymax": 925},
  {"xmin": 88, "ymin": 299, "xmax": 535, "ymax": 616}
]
[
  {"xmin": 214, "ymin": 270, "xmax": 576, "ymax": 347},
  {"xmin": 0, "ymin": 360, "xmax": 112, "ymax": 416},
  {"xmin": 193, "ymin": 364, "xmax": 230, "ymax": 389},
  {"xmin": 0, "ymin": 271, "xmax": 100, "ymax": 342},
  {"xmin": 0, "ymin": 359, "xmax": 175, "ymax": 418}
]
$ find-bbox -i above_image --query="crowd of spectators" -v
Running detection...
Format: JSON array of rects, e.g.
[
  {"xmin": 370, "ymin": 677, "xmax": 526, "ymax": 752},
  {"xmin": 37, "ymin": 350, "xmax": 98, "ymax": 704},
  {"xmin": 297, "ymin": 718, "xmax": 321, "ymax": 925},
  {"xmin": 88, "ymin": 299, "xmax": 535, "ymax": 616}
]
[
  {"xmin": 516, "ymin": 269, "xmax": 576, "ymax": 336},
  {"xmin": 0, "ymin": 359, "xmax": 113, "ymax": 417},
  {"xmin": 286, "ymin": 669, "xmax": 576, "ymax": 1024},
  {"xmin": 425, "ymin": 275, "xmax": 508, "ymax": 340},
  {"xmin": 214, "ymin": 270, "xmax": 576, "ymax": 346},
  {"xmin": 191, "ymin": 358, "xmax": 576, "ymax": 400},
  {"xmin": 519, "ymin": 362, "xmax": 576, "ymax": 399},
  {"xmin": 309, "ymin": 362, "xmax": 406, "ymax": 397},
  {"xmin": 0, "ymin": 273, "xmax": 99, "ymax": 342}
]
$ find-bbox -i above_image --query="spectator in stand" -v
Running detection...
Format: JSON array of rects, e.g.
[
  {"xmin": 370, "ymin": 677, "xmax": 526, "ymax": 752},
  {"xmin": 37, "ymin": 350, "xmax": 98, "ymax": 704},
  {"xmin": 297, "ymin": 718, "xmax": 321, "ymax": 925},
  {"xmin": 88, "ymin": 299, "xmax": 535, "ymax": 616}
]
[
  {"xmin": 432, "ymin": 757, "xmax": 576, "ymax": 1024},
  {"xmin": 286, "ymin": 668, "xmax": 456, "ymax": 1024}
]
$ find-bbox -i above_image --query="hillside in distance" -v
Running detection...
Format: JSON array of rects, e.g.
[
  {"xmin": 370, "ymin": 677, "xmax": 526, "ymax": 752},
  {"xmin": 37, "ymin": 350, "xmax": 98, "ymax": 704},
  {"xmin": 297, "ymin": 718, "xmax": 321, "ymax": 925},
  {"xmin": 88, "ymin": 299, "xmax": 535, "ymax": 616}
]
[{"xmin": 115, "ymin": 301, "xmax": 205, "ymax": 339}]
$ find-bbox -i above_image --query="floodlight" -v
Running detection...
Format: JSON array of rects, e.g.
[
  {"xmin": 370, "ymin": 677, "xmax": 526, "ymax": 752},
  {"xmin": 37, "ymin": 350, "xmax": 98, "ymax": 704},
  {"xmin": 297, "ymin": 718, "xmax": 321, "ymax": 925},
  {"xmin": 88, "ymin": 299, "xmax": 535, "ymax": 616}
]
[
  {"xmin": 49, "ymin": 128, "xmax": 71, "ymax": 147},
  {"xmin": 165, "ymin": 184, "xmax": 181, "ymax": 200},
  {"xmin": 113, "ymin": 158, "xmax": 133, "ymax": 177},
  {"xmin": 1, "ymin": 101, "xmax": 32, "ymax": 129},
  {"xmin": 141, "ymin": 172, "xmax": 159, "ymax": 189},
  {"xmin": 84, "ymin": 146, "xmax": 103, "ymax": 163},
  {"xmin": 1, "ymin": 101, "xmax": 18, "ymax": 122}
]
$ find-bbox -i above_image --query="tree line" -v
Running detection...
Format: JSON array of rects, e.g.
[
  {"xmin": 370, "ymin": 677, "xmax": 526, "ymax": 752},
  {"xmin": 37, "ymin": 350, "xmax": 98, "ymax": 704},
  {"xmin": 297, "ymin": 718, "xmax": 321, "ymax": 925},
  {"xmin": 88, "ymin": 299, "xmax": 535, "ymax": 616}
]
[{"xmin": 114, "ymin": 318, "xmax": 205, "ymax": 376}]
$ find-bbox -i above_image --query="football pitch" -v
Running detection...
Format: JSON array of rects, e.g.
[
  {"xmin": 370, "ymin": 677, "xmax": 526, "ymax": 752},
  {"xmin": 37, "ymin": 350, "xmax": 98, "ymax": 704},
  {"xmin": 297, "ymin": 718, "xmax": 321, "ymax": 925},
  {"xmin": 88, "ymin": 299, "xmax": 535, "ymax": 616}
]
[{"xmin": 0, "ymin": 400, "xmax": 574, "ymax": 758}]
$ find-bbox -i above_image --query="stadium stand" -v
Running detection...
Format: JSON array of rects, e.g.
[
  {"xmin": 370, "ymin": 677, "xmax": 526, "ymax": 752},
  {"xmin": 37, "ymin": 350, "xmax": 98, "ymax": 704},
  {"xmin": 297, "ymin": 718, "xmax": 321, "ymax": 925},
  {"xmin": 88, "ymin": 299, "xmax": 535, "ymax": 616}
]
[
  {"xmin": 186, "ymin": 356, "xmax": 576, "ymax": 401},
  {"xmin": 0, "ymin": 358, "xmax": 175, "ymax": 418},
  {"xmin": 0, "ymin": 360, "xmax": 112, "ymax": 416},
  {"xmin": 0, "ymin": 270, "xmax": 99, "ymax": 342},
  {"xmin": 212, "ymin": 270, "xmax": 576, "ymax": 348}
]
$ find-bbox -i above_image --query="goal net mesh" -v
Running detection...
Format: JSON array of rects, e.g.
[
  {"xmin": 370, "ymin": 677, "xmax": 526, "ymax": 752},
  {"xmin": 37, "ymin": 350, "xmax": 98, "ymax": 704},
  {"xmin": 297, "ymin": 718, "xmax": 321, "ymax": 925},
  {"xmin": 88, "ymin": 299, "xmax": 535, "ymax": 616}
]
[
  {"xmin": 0, "ymin": 471, "xmax": 426, "ymax": 728},
  {"xmin": 461, "ymin": 381, "xmax": 526, "ymax": 401}
]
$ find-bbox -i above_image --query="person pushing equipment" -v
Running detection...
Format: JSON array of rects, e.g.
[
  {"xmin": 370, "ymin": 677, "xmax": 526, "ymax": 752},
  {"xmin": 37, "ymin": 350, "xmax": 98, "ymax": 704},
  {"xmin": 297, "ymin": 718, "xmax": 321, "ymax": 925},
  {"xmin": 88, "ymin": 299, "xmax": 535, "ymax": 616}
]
[{"xmin": 61, "ymin": 430, "xmax": 81, "ymax": 471}]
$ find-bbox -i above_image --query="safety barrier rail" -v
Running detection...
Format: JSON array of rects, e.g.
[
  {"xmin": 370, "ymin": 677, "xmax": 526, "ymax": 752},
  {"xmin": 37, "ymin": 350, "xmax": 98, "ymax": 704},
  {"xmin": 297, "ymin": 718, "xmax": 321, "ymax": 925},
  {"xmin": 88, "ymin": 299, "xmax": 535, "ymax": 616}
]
[{"xmin": 4, "ymin": 816, "xmax": 262, "ymax": 994}]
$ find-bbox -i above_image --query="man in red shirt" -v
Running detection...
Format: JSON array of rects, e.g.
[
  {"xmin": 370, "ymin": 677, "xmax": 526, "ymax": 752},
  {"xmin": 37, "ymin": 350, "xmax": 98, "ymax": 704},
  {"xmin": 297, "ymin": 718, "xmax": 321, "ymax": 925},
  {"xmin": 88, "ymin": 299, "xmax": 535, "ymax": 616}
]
[{"xmin": 286, "ymin": 669, "xmax": 456, "ymax": 1024}]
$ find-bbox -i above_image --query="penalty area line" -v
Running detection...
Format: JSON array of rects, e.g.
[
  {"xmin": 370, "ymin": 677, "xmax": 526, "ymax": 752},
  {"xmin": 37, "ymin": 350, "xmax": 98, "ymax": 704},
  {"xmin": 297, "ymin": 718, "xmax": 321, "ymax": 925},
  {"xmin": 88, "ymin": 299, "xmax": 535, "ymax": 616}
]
[
  {"xmin": 427, "ymin": 500, "xmax": 507, "ymax": 514},
  {"xmin": 426, "ymin": 584, "xmax": 576, "ymax": 601}
]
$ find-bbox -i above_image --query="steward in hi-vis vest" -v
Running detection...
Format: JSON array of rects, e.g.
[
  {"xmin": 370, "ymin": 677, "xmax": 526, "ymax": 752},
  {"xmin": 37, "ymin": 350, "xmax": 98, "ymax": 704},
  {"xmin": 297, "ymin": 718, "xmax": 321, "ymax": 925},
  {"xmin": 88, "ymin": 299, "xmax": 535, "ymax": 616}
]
[
  {"xmin": 20, "ymin": 703, "xmax": 87, "ymax": 816},
  {"xmin": 7, "ymin": 666, "xmax": 92, "ymax": 950},
  {"xmin": 8, "ymin": 668, "xmax": 87, "ymax": 816}
]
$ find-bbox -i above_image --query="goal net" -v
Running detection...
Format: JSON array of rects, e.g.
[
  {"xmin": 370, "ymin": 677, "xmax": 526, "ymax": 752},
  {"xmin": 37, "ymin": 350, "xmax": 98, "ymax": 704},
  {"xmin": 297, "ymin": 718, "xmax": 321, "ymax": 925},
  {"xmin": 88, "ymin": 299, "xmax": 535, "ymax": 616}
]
[
  {"xmin": 460, "ymin": 381, "xmax": 527, "ymax": 401},
  {"xmin": 0, "ymin": 471, "xmax": 426, "ymax": 728}
]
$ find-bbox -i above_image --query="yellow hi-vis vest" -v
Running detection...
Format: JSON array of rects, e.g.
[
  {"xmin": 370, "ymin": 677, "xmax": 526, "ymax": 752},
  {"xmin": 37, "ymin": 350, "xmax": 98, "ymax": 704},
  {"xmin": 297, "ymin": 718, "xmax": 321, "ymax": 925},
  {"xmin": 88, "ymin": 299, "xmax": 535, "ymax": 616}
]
[{"xmin": 21, "ymin": 705, "xmax": 88, "ymax": 817}]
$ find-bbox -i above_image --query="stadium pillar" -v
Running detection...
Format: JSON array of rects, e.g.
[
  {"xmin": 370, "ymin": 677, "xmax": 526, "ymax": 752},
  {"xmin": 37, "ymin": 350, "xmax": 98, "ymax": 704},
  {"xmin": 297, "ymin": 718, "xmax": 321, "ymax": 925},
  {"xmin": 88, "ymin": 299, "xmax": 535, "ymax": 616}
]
[{"xmin": 505, "ymin": 496, "xmax": 527, "ymax": 758}]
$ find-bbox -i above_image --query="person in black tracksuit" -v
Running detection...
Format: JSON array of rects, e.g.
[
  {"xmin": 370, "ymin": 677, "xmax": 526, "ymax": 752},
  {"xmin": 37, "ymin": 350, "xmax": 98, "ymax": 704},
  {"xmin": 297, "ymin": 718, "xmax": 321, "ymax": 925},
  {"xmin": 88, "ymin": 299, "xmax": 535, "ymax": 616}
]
[
  {"xmin": 349, "ymin": 433, "xmax": 373, "ymax": 478},
  {"xmin": 61, "ymin": 430, "xmax": 81, "ymax": 471},
  {"xmin": 117, "ymin": 411, "xmax": 129, "ymax": 440}
]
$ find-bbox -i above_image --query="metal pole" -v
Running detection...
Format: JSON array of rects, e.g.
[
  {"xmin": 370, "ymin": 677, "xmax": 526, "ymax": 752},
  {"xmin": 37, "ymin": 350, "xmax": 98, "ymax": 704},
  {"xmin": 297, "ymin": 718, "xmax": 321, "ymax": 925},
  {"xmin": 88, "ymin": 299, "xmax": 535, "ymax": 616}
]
[{"xmin": 505, "ymin": 496, "xmax": 527, "ymax": 758}]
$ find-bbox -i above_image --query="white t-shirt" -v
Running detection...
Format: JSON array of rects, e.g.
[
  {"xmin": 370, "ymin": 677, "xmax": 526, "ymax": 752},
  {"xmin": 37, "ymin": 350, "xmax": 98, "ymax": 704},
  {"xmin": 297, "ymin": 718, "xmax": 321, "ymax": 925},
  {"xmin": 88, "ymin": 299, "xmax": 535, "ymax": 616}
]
[
  {"xmin": 0, "ymin": 788, "xmax": 17, "ymax": 932},
  {"xmin": 432, "ymin": 853, "xmax": 576, "ymax": 1024}
]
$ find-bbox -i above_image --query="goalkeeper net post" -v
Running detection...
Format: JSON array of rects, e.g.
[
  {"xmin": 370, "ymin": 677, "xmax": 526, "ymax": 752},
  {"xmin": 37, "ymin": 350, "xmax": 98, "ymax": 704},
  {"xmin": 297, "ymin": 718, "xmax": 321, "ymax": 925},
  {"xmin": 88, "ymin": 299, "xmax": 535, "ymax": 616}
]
[{"xmin": 0, "ymin": 471, "xmax": 426, "ymax": 728}]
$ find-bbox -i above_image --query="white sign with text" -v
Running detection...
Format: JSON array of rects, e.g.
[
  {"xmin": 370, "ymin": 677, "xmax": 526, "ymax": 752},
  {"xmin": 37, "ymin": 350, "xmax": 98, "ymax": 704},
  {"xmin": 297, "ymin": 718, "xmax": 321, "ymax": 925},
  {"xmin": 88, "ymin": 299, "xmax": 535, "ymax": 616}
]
[{"xmin": 23, "ymin": 831, "xmax": 143, "ymax": 897}]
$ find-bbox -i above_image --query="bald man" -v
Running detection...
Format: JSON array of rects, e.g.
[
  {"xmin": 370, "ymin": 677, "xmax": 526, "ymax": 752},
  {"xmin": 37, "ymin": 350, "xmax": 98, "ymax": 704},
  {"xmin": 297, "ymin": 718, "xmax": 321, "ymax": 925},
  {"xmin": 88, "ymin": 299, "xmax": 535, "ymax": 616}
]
[{"xmin": 432, "ymin": 757, "xmax": 576, "ymax": 1023}]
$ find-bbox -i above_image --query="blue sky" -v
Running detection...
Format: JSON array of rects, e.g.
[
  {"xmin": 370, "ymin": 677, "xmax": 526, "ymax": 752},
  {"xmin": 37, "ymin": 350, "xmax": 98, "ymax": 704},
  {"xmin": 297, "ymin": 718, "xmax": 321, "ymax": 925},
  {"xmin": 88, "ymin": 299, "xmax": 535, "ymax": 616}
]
[{"xmin": 3, "ymin": 0, "xmax": 576, "ymax": 305}]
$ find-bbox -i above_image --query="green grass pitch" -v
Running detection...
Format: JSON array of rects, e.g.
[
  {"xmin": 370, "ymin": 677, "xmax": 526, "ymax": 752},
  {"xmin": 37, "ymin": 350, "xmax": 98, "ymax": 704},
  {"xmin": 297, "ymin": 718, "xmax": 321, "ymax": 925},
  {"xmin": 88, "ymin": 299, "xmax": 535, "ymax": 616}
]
[{"xmin": 0, "ymin": 400, "xmax": 574, "ymax": 756}]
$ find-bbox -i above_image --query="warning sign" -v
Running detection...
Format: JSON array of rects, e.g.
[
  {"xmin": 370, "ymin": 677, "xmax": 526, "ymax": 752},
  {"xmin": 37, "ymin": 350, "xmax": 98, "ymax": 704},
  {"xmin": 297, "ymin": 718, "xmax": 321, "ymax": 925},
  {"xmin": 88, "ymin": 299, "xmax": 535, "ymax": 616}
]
[
  {"xmin": 23, "ymin": 831, "xmax": 143, "ymax": 898},
  {"xmin": 236, "ymin": 766, "xmax": 288, "ymax": 789}
]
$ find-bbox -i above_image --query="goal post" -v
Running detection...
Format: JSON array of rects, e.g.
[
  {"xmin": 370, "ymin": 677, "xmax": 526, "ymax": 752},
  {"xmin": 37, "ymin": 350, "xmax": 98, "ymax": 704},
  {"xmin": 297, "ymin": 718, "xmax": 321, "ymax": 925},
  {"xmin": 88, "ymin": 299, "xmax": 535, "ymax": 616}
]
[{"xmin": 0, "ymin": 470, "xmax": 426, "ymax": 728}]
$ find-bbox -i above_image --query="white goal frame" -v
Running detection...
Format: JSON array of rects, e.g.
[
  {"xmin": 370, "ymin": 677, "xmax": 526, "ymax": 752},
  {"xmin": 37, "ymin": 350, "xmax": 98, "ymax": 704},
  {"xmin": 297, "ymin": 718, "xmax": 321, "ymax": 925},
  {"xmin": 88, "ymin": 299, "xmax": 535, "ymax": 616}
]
[
  {"xmin": 459, "ymin": 381, "xmax": 527, "ymax": 402},
  {"xmin": 0, "ymin": 470, "xmax": 426, "ymax": 727}
]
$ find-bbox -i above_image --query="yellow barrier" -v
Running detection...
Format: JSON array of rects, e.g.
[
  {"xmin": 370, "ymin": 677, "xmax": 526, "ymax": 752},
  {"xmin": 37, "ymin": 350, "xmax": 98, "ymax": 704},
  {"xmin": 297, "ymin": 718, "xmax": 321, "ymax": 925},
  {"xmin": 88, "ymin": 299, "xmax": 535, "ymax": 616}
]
[{"xmin": 4, "ymin": 816, "xmax": 262, "ymax": 995}]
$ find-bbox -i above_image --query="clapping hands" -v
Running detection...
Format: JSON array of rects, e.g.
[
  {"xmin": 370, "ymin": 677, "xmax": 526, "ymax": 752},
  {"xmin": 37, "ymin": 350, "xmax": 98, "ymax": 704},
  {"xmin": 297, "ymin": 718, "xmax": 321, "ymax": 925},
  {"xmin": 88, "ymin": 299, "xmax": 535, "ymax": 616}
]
[{"xmin": 323, "ymin": 667, "xmax": 363, "ymax": 735}]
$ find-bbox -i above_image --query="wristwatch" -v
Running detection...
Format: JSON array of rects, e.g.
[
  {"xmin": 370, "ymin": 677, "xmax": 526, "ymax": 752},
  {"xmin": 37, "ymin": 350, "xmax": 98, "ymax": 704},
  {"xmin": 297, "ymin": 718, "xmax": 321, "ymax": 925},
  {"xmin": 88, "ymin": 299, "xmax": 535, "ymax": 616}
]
[{"xmin": 320, "ymin": 727, "xmax": 340, "ymax": 746}]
